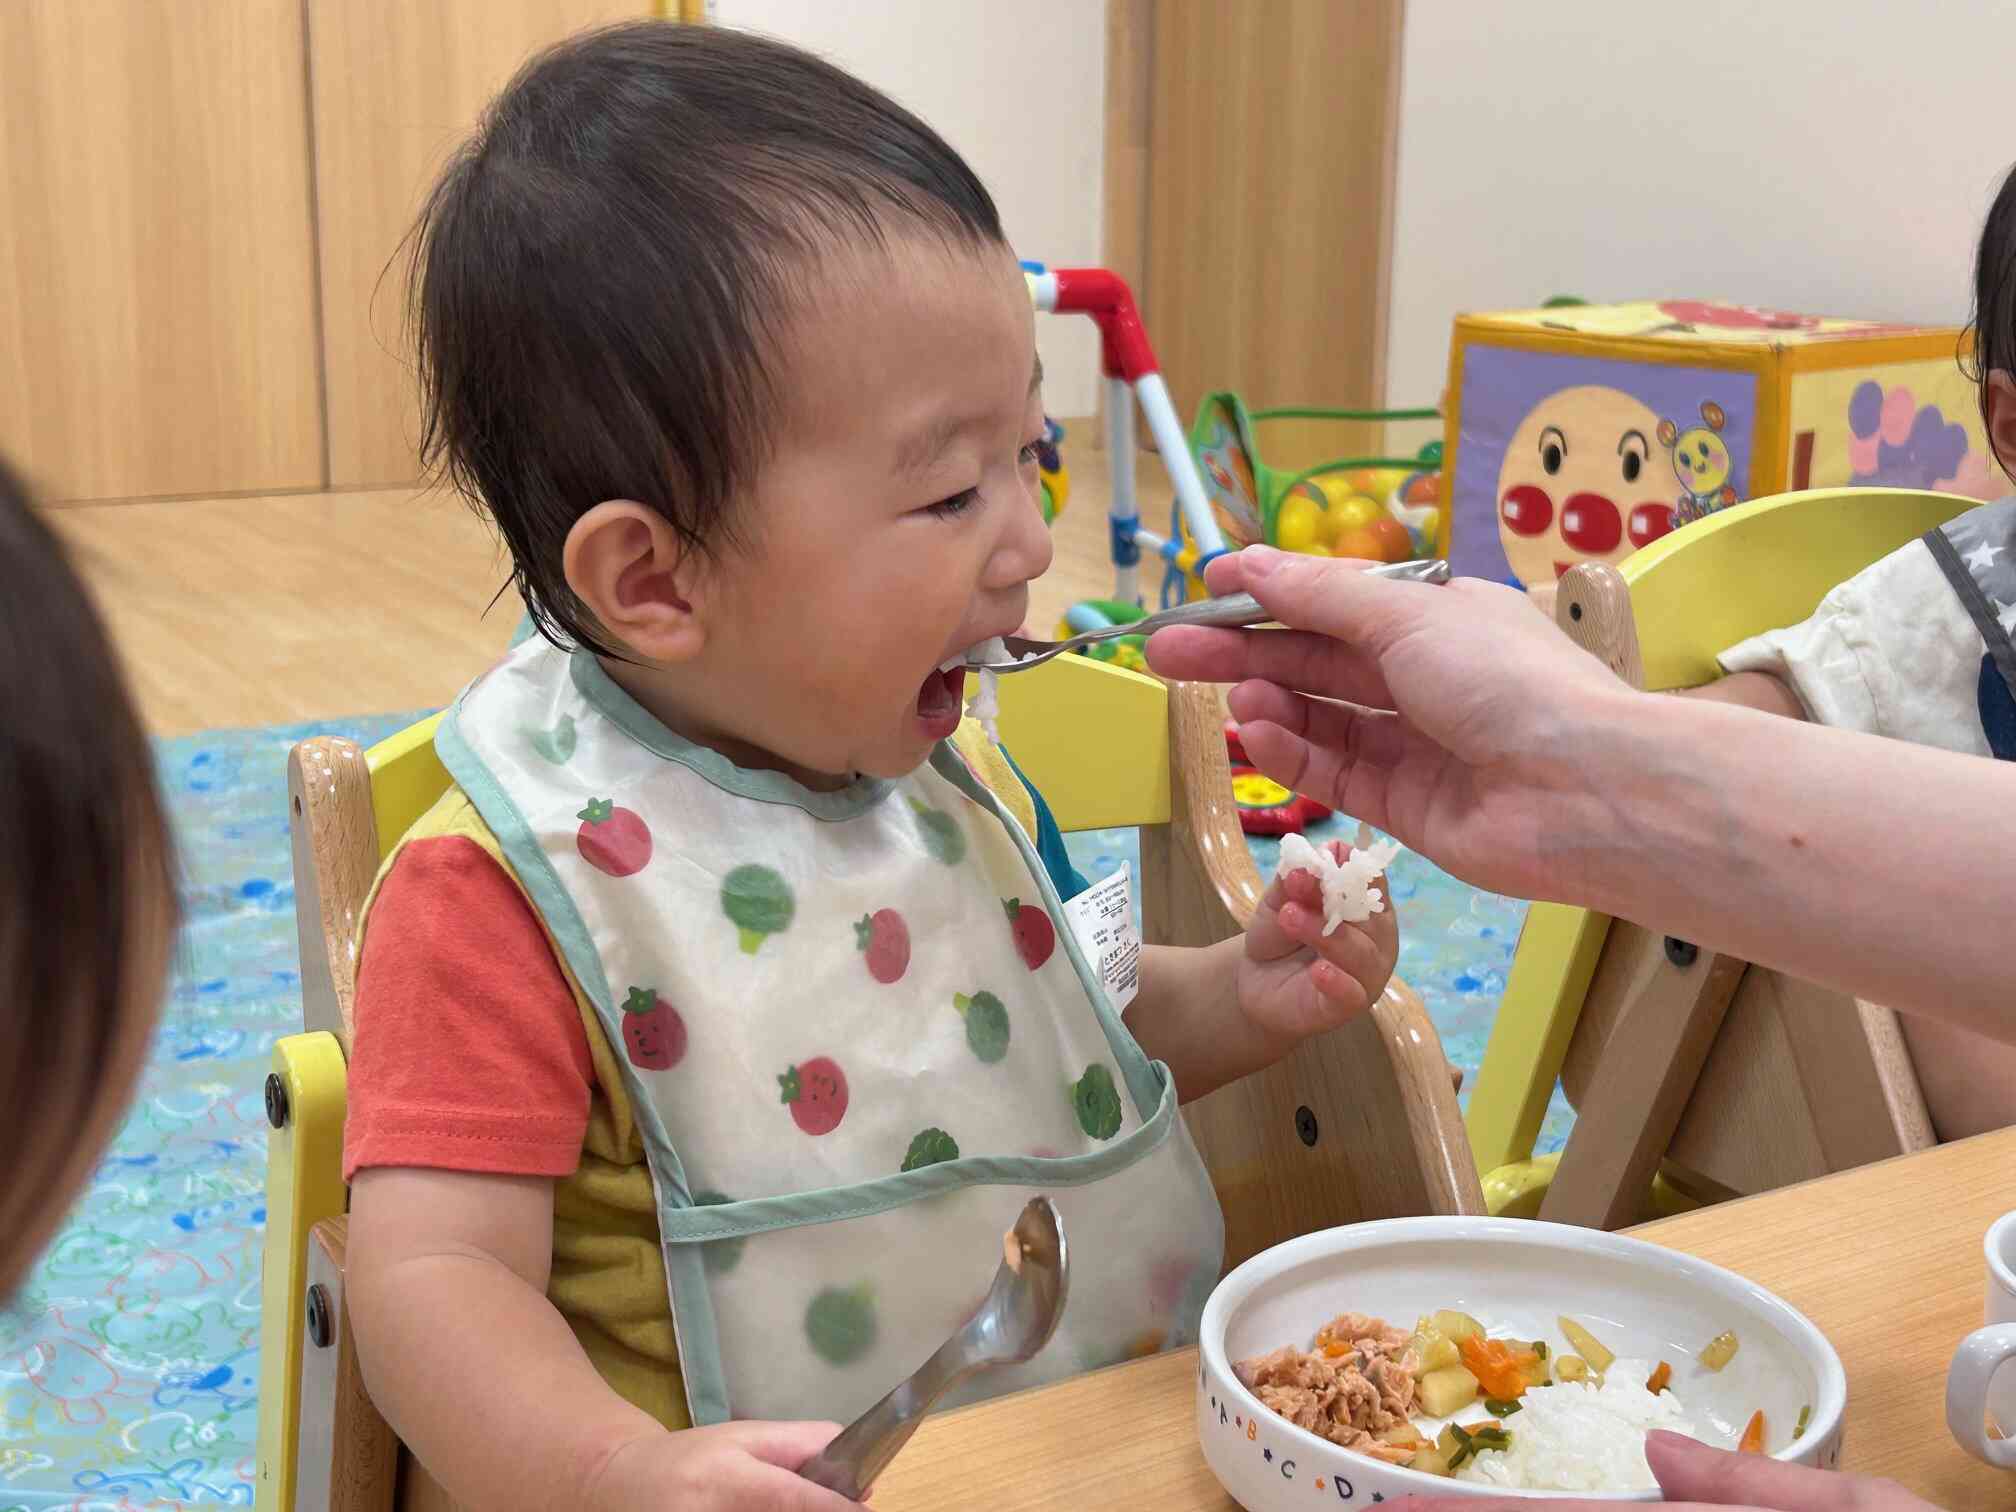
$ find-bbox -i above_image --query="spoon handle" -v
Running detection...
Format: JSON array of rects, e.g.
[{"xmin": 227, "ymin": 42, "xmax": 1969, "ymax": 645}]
[
  {"xmin": 798, "ymin": 1340, "xmax": 965, "ymax": 1500},
  {"xmin": 1102, "ymin": 557, "xmax": 1450, "ymax": 642},
  {"xmin": 1130, "ymin": 591, "xmax": 1268, "ymax": 633}
]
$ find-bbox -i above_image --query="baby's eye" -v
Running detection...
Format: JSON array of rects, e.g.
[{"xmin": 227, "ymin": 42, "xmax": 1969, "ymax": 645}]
[
  {"xmin": 926, "ymin": 487, "xmax": 980, "ymax": 520},
  {"xmin": 1019, "ymin": 440, "xmax": 1043, "ymax": 467}
]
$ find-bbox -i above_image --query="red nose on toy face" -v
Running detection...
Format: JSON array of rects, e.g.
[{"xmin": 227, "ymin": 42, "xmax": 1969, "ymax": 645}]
[
  {"xmin": 1629, "ymin": 502, "xmax": 1676, "ymax": 548},
  {"xmin": 1500, "ymin": 484, "xmax": 1554, "ymax": 536},
  {"xmin": 1561, "ymin": 492, "xmax": 1622, "ymax": 554}
]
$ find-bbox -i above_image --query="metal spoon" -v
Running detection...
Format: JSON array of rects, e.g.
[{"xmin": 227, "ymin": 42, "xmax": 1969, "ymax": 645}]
[
  {"xmin": 963, "ymin": 557, "xmax": 1451, "ymax": 672},
  {"xmin": 798, "ymin": 1197, "xmax": 1069, "ymax": 1501}
]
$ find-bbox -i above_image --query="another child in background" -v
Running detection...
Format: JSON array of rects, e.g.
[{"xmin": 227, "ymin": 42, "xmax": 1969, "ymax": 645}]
[
  {"xmin": 1694, "ymin": 164, "xmax": 2016, "ymax": 1142},
  {"xmin": 342, "ymin": 24, "xmax": 1401, "ymax": 1511},
  {"xmin": 0, "ymin": 454, "xmax": 179, "ymax": 1303}
]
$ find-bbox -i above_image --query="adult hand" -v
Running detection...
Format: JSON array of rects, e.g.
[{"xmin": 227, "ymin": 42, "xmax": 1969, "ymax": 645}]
[
  {"xmin": 1147, "ymin": 546, "xmax": 1635, "ymax": 905},
  {"xmin": 1410, "ymin": 1430, "xmax": 1940, "ymax": 1510}
]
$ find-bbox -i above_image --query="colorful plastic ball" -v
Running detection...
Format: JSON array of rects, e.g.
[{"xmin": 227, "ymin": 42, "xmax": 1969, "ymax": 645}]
[
  {"xmin": 1330, "ymin": 525, "xmax": 1387, "ymax": 562},
  {"xmin": 1322, "ymin": 493, "xmax": 1385, "ymax": 534},
  {"xmin": 1274, "ymin": 491, "xmax": 1325, "ymax": 553},
  {"xmin": 1366, "ymin": 516, "xmax": 1414, "ymax": 561}
]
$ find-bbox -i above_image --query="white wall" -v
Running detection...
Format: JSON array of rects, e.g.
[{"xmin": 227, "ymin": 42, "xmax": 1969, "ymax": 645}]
[
  {"xmin": 712, "ymin": 0, "xmax": 1107, "ymax": 417},
  {"xmin": 1386, "ymin": 2, "xmax": 2015, "ymax": 408}
]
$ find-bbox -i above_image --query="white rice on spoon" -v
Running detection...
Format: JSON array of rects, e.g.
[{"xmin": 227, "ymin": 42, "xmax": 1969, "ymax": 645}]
[{"xmin": 967, "ymin": 638, "xmax": 1006, "ymax": 743}]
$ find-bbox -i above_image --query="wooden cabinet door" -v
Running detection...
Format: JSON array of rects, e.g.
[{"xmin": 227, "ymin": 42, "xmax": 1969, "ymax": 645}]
[
  {"xmin": 0, "ymin": 0, "xmax": 324, "ymax": 502},
  {"xmin": 1141, "ymin": 0, "xmax": 1403, "ymax": 470},
  {"xmin": 307, "ymin": 1, "xmax": 649, "ymax": 489}
]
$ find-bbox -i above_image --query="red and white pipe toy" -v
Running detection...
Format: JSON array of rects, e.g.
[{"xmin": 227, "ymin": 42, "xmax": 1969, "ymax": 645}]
[{"xmin": 1029, "ymin": 267, "xmax": 1227, "ymax": 606}]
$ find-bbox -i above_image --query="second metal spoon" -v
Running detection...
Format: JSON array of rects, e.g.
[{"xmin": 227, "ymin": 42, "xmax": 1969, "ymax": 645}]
[{"xmin": 797, "ymin": 1197, "xmax": 1070, "ymax": 1501}]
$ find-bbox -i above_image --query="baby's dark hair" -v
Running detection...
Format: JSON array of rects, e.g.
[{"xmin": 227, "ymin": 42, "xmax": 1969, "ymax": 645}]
[
  {"xmin": 410, "ymin": 21, "xmax": 1007, "ymax": 656},
  {"xmin": 0, "ymin": 454, "xmax": 178, "ymax": 1302},
  {"xmin": 1963, "ymin": 160, "xmax": 2016, "ymax": 428}
]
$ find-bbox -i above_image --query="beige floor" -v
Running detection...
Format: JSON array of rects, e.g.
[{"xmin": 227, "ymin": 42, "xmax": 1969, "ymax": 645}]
[{"xmin": 54, "ymin": 438, "xmax": 1173, "ymax": 736}]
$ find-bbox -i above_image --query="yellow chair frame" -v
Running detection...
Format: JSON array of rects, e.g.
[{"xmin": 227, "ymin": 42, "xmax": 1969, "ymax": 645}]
[
  {"xmin": 256, "ymin": 651, "xmax": 1480, "ymax": 1511},
  {"xmin": 1466, "ymin": 487, "xmax": 1971, "ymax": 1226}
]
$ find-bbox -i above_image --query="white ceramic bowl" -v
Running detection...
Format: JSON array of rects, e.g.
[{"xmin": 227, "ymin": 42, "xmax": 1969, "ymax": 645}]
[{"xmin": 1197, "ymin": 1217, "xmax": 1846, "ymax": 1504}]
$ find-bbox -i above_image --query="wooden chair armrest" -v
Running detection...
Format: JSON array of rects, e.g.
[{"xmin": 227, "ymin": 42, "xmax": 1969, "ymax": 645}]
[
  {"xmin": 1140, "ymin": 680, "xmax": 1263, "ymax": 942},
  {"xmin": 1147, "ymin": 681, "xmax": 1483, "ymax": 1259},
  {"xmin": 1367, "ymin": 975, "xmax": 1485, "ymax": 1213}
]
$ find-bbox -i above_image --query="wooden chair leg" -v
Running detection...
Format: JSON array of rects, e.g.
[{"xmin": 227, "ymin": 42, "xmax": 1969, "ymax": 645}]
[
  {"xmin": 298, "ymin": 1219, "xmax": 398, "ymax": 1512},
  {"xmin": 1538, "ymin": 924, "xmax": 1745, "ymax": 1230},
  {"xmin": 297, "ymin": 1218, "xmax": 470, "ymax": 1512},
  {"xmin": 397, "ymin": 1458, "xmax": 465, "ymax": 1511},
  {"xmin": 1663, "ymin": 973, "xmax": 1936, "ymax": 1197}
]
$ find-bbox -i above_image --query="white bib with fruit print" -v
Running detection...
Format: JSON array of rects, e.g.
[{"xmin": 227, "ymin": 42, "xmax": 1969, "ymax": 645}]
[{"xmin": 438, "ymin": 636, "xmax": 1225, "ymax": 1426}]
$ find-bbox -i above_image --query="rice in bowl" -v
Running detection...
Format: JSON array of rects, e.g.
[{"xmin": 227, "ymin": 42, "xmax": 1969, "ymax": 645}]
[{"xmin": 1453, "ymin": 1359, "xmax": 1695, "ymax": 1492}]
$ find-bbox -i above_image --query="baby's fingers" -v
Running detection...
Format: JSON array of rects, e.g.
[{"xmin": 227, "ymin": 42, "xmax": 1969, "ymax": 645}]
[
  {"xmin": 1248, "ymin": 867, "xmax": 1321, "ymax": 962},
  {"xmin": 1299, "ymin": 909, "xmax": 1393, "ymax": 1004}
]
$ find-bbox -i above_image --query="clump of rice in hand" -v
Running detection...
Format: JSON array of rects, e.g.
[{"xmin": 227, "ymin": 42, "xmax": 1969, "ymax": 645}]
[
  {"xmin": 1276, "ymin": 830, "xmax": 1401, "ymax": 933},
  {"xmin": 1454, "ymin": 1359, "xmax": 1697, "ymax": 1493}
]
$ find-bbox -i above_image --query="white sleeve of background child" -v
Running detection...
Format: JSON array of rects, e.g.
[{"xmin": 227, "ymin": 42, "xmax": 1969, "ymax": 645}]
[{"xmin": 1717, "ymin": 538, "xmax": 1988, "ymax": 755}]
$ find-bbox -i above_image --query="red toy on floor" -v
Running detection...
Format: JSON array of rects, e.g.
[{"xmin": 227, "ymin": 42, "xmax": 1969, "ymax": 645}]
[{"xmin": 1224, "ymin": 722, "xmax": 1332, "ymax": 836}]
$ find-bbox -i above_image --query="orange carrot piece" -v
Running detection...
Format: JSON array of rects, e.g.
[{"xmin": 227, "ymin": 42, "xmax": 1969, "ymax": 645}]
[
  {"xmin": 1459, "ymin": 1334, "xmax": 1538, "ymax": 1401},
  {"xmin": 1646, "ymin": 1361, "xmax": 1672, "ymax": 1394},
  {"xmin": 1739, "ymin": 1409, "xmax": 1766, "ymax": 1454}
]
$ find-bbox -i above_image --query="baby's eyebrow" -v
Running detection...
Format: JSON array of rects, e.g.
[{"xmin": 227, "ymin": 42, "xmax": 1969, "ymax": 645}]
[
  {"xmin": 897, "ymin": 415, "xmax": 965, "ymax": 477},
  {"xmin": 896, "ymin": 357, "xmax": 1047, "ymax": 476}
]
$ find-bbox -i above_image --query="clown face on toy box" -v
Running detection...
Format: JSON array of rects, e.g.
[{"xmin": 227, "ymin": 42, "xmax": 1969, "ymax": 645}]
[{"xmin": 1437, "ymin": 301, "xmax": 1995, "ymax": 602}]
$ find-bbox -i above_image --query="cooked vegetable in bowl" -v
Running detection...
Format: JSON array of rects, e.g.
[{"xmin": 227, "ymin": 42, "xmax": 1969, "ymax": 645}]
[
  {"xmin": 1197, "ymin": 1217, "xmax": 1846, "ymax": 1504},
  {"xmin": 1236, "ymin": 1306, "xmax": 1793, "ymax": 1489}
]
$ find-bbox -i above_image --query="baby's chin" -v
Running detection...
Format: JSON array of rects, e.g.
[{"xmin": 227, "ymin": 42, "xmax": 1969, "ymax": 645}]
[
  {"xmin": 852, "ymin": 733, "xmax": 946, "ymax": 781},
  {"xmin": 779, "ymin": 721, "xmax": 943, "ymax": 786}
]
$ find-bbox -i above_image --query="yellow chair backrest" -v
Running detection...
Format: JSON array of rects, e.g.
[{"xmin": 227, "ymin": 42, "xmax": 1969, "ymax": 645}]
[
  {"xmin": 361, "ymin": 654, "xmax": 1172, "ymax": 860},
  {"xmin": 1466, "ymin": 486, "xmax": 1980, "ymax": 1185},
  {"xmin": 1591, "ymin": 485, "xmax": 1972, "ymax": 692}
]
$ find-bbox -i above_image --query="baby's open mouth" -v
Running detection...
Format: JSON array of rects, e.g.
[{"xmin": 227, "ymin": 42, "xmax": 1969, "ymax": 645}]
[
  {"xmin": 916, "ymin": 660, "xmax": 966, "ymax": 724},
  {"xmin": 915, "ymin": 639, "xmax": 1009, "ymax": 742}
]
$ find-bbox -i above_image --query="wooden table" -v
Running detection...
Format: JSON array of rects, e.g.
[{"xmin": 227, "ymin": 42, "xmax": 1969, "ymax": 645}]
[{"xmin": 875, "ymin": 1129, "xmax": 2016, "ymax": 1509}]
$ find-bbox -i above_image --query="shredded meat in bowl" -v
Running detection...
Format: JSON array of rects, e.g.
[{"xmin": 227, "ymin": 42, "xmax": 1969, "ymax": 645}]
[{"xmin": 1234, "ymin": 1312, "xmax": 1421, "ymax": 1463}]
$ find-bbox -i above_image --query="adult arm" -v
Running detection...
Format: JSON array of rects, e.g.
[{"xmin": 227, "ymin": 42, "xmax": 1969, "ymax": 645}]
[{"xmin": 1146, "ymin": 547, "xmax": 2015, "ymax": 1045}]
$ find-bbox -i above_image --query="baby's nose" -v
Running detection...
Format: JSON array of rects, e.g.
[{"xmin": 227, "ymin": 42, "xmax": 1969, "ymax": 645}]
[{"xmin": 993, "ymin": 489, "xmax": 1055, "ymax": 586}]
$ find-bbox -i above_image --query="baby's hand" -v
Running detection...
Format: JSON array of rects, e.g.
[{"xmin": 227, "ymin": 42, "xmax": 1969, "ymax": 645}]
[
  {"xmin": 588, "ymin": 1421, "xmax": 856, "ymax": 1511},
  {"xmin": 1235, "ymin": 838, "xmax": 1400, "ymax": 1047}
]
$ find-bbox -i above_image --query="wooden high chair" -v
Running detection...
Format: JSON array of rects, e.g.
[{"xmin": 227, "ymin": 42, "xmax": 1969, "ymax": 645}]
[
  {"xmin": 1465, "ymin": 486, "xmax": 1972, "ymax": 1232},
  {"xmin": 255, "ymin": 650, "xmax": 1481, "ymax": 1512}
]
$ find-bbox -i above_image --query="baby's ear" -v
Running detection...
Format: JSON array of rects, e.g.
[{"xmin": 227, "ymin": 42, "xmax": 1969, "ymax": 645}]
[
  {"xmin": 562, "ymin": 501, "xmax": 706, "ymax": 663},
  {"xmin": 1986, "ymin": 372, "xmax": 2016, "ymax": 487}
]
